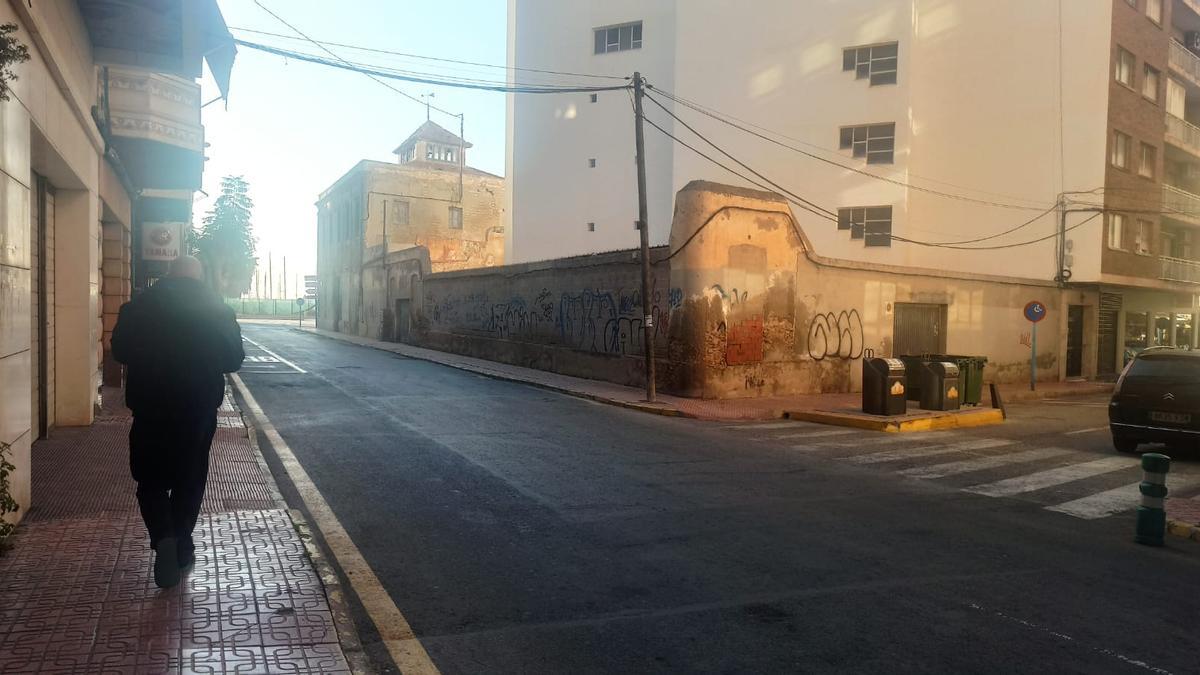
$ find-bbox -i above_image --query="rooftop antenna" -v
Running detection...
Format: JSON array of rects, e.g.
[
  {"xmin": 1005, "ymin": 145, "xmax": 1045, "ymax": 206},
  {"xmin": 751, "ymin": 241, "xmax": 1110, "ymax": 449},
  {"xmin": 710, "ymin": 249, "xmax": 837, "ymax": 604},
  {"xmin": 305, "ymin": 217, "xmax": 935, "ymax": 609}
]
[{"xmin": 420, "ymin": 91, "xmax": 435, "ymax": 121}]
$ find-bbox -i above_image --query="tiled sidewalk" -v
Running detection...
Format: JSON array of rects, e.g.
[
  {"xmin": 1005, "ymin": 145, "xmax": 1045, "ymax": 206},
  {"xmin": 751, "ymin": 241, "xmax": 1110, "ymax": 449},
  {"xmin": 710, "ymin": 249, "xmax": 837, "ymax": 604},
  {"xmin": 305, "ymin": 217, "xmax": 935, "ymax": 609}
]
[
  {"xmin": 289, "ymin": 324, "xmax": 1109, "ymax": 421},
  {"xmin": 0, "ymin": 389, "xmax": 353, "ymax": 674}
]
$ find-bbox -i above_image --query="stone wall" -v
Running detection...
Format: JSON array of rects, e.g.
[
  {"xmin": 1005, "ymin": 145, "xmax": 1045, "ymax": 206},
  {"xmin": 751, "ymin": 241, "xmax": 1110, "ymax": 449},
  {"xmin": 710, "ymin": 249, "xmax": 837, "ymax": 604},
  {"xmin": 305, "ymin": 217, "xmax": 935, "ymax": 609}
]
[
  {"xmin": 411, "ymin": 248, "xmax": 675, "ymax": 387},
  {"xmin": 359, "ymin": 182, "xmax": 1073, "ymax": 399}
]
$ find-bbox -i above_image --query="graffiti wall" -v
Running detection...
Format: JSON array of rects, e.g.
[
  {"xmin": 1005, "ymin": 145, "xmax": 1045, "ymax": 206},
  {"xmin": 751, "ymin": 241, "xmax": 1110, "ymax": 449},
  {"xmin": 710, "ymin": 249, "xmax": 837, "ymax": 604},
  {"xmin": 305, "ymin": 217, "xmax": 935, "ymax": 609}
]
[{"xmin": 412, "ymin": 248, "xmax": 678, "ymax": 387}]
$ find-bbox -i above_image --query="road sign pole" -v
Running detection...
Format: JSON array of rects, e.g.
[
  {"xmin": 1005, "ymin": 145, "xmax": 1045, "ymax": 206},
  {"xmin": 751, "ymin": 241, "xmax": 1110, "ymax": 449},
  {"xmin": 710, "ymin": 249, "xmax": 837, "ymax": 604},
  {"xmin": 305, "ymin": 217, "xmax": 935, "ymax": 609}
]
[{"xmin": 1030, "ymin": 321, "xmax": 1037, "ymax": 392}]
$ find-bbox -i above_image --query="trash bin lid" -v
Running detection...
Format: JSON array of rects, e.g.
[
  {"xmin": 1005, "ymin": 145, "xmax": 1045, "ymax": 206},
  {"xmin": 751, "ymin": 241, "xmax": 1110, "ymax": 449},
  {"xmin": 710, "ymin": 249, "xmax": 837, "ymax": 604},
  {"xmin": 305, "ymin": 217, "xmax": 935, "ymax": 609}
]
[{"xmin": 936, "ymin": 361, "xmax": 959, "ymax": 376}]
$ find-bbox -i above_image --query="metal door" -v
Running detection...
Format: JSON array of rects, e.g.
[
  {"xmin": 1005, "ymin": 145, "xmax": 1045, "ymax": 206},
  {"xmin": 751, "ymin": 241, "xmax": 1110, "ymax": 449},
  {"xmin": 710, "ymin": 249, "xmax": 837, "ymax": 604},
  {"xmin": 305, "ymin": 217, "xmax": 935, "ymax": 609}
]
[
  {"xmin": 1097, "ymin": 293, "xmax": 1121, "ymax": 376},
  {"xmin": 31, "ymin": 174, "xmax": 52, "ymax": 439},
  {"xmin": 893, "ymin": 303, "xmax": 946, "ymax": 356},
  {"xmin": 1066, "ymin": 305, "xmax": 1084, "ymax": 377}
]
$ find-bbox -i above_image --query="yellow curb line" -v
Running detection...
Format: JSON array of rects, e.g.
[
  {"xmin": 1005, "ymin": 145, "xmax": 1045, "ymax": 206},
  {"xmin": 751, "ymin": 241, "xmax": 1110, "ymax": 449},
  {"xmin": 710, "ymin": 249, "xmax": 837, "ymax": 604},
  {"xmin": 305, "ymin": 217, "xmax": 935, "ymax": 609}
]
[
  {"xmin": 1166, "ymin": 518, "xmax": 1200, "ymax": 542},
  {"xmin": 786, "ymin": 408, "xmax": 1005, "ymax": 432}
]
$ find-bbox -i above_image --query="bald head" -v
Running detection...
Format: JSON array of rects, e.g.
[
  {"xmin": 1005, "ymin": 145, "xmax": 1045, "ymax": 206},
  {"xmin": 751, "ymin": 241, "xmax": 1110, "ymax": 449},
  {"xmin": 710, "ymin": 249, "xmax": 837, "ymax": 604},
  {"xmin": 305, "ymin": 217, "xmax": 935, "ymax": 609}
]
[{"xmin": 169, "ymin": 255, "xmax": 204, "ymax": 281}]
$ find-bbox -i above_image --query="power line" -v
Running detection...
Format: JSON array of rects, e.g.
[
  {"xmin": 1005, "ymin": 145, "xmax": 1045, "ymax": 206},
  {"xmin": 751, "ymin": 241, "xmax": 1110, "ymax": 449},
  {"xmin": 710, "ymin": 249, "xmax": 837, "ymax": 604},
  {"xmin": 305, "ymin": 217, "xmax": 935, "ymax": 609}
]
[
  {"xmin": 250, "ymin": 0, "xmax": 459, "ymax": 118},
  {"xmin": 892, "ymin": 212, "xmax": 1101, "ymax": 250},
  {"xmin": 229, "ymin": 25, "xmax": 628, "ymax": 82},
  {"xmin": 647, "ymin": 84, "xmax": 1054, "ymax": 212},
  {"xmin": 642, "ymin": 93, "xmax": 836, "ymax": 219},
  {"xmin": 236, "ymin": 39, "xmax": 631, "ymax": 94}
]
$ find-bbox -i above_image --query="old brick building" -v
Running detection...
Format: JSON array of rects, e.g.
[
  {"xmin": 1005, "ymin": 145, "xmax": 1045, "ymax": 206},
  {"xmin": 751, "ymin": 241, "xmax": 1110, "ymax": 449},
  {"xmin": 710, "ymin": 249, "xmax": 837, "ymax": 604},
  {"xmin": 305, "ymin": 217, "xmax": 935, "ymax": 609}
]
[{"xmin": 315, "ymin": 120, "xmax": 505, "ymax": 336}]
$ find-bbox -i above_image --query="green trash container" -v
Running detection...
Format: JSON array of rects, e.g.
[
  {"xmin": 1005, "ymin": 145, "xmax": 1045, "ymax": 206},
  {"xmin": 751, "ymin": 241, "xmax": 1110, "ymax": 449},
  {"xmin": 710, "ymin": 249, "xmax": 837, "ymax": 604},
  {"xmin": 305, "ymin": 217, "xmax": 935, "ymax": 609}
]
[{"xmin": 926, "ymin": 355, "xmax": 988, "ymax": 406}]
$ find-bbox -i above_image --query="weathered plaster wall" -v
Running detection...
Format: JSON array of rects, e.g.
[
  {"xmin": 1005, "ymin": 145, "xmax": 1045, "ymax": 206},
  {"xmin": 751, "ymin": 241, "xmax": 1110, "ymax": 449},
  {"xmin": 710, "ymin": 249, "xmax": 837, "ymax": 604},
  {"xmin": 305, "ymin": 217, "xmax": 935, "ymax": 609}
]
[{"xmin": 667, "ymin": 182, "xmax": 1065, "ymax": 399}]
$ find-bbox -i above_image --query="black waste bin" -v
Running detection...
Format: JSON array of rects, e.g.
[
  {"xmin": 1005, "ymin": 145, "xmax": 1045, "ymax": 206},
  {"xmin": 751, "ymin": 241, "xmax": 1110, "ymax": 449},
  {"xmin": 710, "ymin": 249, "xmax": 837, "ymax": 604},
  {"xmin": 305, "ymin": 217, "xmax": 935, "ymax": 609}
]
[
  {"xmin": 925, "ymin": 354, "xmax": 988, "ymax": 406},
  {"xmin": 920, "ymin": 361, "xmax": 961, "ymax": 411},
  {"xmin": 862, "ymin": 357, "xmax": 907, "ymax": 416},
  {"xmin": 897, "ymin": 355, "xmax": 927, "ymax": 402}
]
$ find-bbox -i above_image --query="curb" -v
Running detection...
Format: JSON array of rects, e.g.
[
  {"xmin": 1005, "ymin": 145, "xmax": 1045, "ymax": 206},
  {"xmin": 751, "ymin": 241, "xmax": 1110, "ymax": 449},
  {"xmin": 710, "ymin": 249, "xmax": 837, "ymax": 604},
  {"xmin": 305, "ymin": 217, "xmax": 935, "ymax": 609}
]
[
  {"xmin": 1167, "ymin": 518, "xmax": 1200, "ymax": 543},
  {"xmin": 786, "ymin": 407, "xmax": 1005, "ymax": 432},
  {"xmin": 294, "ymin": 328, "xmax": 697, "ymax": 420},
  {"xmin": 230, "ymin": 383, "xmax": 375, "ymax": 675}
]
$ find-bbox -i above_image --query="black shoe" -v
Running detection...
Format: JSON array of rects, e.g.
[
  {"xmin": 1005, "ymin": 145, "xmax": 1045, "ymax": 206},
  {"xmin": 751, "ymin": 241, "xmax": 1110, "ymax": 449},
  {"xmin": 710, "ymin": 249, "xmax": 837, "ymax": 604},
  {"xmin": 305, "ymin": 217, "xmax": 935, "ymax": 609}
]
[
  {"xmin": 154, "ymin": 537, "xmax": 181, "ymax": 588},
  {"xmin": 178, "ymin": 551, "xmax": 195, "ymax": 575}
]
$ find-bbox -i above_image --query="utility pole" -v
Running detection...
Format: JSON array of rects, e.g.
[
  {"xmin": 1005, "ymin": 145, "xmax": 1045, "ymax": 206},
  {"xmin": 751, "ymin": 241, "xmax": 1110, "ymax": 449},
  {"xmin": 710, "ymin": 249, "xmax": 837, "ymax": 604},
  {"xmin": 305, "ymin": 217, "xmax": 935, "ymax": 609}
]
[
  {"xmin": 1056, "ymin": 195, "xmax": 1068, "ymax": 288},
  {"xmin": 282, "ymin": 256, "xmax": 288, "ymax": 298},
  {"xmin": 633, "ymin": 71, "xmax": 656, "ymax": 403},
  {"xmin": 268, "ymin": 252, "xmax": 273, "ymax": 300}
]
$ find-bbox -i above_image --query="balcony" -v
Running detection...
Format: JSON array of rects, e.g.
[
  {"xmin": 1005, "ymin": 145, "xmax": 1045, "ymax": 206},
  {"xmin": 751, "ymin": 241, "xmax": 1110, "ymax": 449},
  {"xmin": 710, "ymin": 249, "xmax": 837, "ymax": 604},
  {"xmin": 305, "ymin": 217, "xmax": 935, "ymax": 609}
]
[
  {"xmin": 1169, "ymin": 40, "xmax": 1200, "ymax": 87},
  {"xmin": 1161, "ymin": 255, "xmax": 1200, "ymax": 283},
  {"xmin": 1163, "ymin": 184, "xmax": 1200, "ymax": 226},
  {"xmin": 103, "ymin": 67, "xmax": 204, "ymax": 190},
  {"xmin": 1166, "ymin": 113, "xmax": 1200, "ymax": 158}
]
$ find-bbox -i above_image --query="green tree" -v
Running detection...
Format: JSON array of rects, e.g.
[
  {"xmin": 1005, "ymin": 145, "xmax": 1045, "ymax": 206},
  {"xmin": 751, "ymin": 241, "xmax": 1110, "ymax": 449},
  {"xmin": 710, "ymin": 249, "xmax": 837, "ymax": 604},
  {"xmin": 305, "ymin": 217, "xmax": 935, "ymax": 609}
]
[
  {"xmin": 0, "ymin": 23, "xmax": 30, "ymax": 102},
  {"xmin": 194, "ymin": 175, "xmax": 257, "ymax": 296}
]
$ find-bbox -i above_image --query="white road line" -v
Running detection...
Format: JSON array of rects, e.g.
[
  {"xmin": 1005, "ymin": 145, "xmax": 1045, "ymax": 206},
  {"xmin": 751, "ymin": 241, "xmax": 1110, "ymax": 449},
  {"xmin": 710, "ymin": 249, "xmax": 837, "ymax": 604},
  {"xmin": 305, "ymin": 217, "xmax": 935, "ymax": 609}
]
[
  {"xmin": 901, "ymin": 447, "xmax": 1075, "ymax": 479},
  {"xmin": 1064, "ymin": 426, "xmax": 1110, "ymax": 436},
  {"xmin": 1046, "ymin": 476, "xmax": 1200, "ymax": 520},
  {"xmin": 966, "ymin": 456, "xmax": 1137, "ymax": 498},
  {"xmin": 230, "ymin": 374, "xmax": 438, "ymax": 674},
  {"xmin": 848, "ymin": 438, "xmax": 1015, "ymax": 465},
  {"xmin": 772, "ymin": 429, "xmax": 859, "ymax": 439},
  {"xmin": 242, "ymin": 335, "xmax": 307, "ymax": 374}
]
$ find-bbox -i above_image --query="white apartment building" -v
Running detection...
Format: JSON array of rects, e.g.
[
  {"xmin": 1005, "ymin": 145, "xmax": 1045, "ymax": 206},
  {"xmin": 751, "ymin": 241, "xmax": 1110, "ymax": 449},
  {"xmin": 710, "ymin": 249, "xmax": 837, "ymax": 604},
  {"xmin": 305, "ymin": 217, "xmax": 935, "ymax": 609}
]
[{"xmin": 507, "ymin": 0, "xmax": 1200, "ymax": 379}]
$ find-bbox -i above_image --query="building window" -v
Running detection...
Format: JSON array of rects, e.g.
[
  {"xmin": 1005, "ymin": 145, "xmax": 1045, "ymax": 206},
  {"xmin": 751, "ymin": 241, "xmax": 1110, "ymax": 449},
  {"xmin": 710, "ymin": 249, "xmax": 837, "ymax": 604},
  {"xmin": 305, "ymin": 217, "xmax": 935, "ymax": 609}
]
[
  {"xmin": 590, "ymin": 94, "xmax": 598, "ymax": 103},
  {"xmin": 1139, "ymin": 142, "xmax": 1157, "ymax": 178},
  {"xmin": 390, "ymin": 200, "xmax": 409, "ymax": 227},
  {"xmin": 842, "ymin": 42, "xmax": 899, "ymax": 86},
  {"xmin": 1147, "ymin": 0, "xmax": 1162, "ymax": 24},
  {"xmin": 449, "ymin": 206, "xmax": 463, "ymax": 230},
  {"xmin": 1168, "ymin": 77, "xmax": 1187, "ymax": 117},
  {"xmin": 839, "ymin": 123, "xmax": 895, "ymax": 164},
  {"xmin": 1109, "ymin": 213, "xmax": 1126, "ymax": 249},
  {"xmin": 1143, "ymin": 65, "xmax": 1160, "ymax": 102},
  {"xmin": 1125, "ymin": 0, "xmax": 1137, "ymax": 6},
  {"xmin": 1116, "ymin": 46, "xmax": 1135, "ymax": 88},
  {"xmin": 838, "ymin": 206, "xmax": 893, "ymax": 246},
  {"xmin": 588, "ymin": 158, "xmax": 597, "ymax": 168},
  {"xmin": 594, "ymin": 22, "xmax": 642, "ymax": 54},
  {"xmin": 1136, "ymin": 219, "xmax": 1153, "ymax": 254},
  {"xmin": 587, "ymin": 222, "xmax": 595, "ymax": 232},
  {"xmin": 1112, "ymin": 130, "xmax": 1131, "ymax": 169}
]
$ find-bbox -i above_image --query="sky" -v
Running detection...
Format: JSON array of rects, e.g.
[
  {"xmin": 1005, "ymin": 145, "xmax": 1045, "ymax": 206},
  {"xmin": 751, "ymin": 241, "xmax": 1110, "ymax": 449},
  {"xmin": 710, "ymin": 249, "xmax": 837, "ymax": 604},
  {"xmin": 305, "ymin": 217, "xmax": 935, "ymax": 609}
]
[{"xmin": 195, "ymin": 0, "xmax": 508, "ymax": 297}]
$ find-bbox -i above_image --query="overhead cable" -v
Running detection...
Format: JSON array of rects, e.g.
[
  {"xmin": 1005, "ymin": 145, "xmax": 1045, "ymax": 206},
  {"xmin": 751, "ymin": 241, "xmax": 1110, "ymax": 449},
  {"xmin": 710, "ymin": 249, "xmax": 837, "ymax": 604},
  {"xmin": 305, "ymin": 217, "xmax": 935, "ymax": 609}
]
[
  {"xmin": 236, "ymin": 39, "xmax": 632, "ymax": 94},
  {"xmin": 229, "ymin": 26, "xmax": 629, "ymax": 82},
  {"xmin": 646, "ymin": 84, "xmax": 1054, "ymax": 212}
]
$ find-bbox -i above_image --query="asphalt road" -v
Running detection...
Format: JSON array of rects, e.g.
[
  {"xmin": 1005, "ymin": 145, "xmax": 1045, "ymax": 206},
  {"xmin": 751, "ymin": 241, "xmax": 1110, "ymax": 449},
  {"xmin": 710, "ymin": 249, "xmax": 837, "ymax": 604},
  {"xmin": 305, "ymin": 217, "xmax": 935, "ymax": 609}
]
[{"xmin": 235, "ymin": 324, "xmax": 1200, "ymax": 674}]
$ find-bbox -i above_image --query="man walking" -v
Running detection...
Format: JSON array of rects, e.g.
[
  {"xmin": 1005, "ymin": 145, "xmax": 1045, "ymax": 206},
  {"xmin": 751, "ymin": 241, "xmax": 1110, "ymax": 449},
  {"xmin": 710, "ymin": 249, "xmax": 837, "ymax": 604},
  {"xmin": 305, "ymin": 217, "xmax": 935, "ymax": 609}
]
[{"xmin": 112, "ymin": 255, "xmax": 245, "ymax": 588}]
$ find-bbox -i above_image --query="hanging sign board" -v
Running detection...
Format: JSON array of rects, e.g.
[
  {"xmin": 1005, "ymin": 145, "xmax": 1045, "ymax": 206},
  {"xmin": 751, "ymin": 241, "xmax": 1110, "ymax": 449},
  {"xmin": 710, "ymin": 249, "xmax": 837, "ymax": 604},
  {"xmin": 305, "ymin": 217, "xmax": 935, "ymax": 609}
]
[{"xmin": 141, "ymin": 222, "xmax": 184, "ymax": 262}]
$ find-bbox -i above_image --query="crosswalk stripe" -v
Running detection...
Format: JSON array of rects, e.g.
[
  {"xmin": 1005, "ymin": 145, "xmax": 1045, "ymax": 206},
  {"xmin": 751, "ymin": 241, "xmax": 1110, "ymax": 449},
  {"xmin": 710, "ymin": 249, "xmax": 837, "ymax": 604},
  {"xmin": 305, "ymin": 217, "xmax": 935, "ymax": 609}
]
[
  {"xmin": 828, "ymin": 431, "xmax": 965, "ymax": 448},
  {"xmin": 900, "ymin": 447, "xmax": 1075, "ymax": 479},
  {"xmin": 724, "ymin": 422, "xmax": 817, "ymax": 431},
  {"xmin": 772, "ymin": 429, "xmax": 859, "ymax": 440},
  {"xmin": 848, "ymin": 438, "xmax": 1015, "ymax": 465},
  {"xmin": 966, "ymin": 456, "xmax": 1137, "ymax": 497},
  {"xmin": 1046, "ymin": 476, "xmax": 1200, "ymax": 519}
]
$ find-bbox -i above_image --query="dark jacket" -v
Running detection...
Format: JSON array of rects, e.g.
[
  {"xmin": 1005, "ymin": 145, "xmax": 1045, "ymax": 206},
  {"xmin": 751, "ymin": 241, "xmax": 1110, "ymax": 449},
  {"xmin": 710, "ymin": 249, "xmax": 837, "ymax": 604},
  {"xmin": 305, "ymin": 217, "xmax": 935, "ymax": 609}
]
[{"xmin": 112, "ymin": 277, "xmax": 245, "ymax": 418}]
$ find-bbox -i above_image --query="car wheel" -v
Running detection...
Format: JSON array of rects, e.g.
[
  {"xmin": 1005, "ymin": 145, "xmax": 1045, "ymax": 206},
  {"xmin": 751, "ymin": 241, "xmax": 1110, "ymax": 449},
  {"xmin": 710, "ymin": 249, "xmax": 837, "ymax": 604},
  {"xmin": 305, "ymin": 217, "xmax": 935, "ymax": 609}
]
[{"xmin": 1113, "ymin": 436, "xmax": 1139, "ymax": 453}]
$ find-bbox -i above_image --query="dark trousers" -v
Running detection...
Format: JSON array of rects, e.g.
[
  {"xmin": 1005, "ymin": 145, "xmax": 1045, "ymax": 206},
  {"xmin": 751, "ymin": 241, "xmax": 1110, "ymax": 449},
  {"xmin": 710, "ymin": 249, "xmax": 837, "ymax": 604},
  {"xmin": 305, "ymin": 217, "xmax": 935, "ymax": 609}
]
[{"xmin": 129, "ymin": 414, "xmax": 218, "ymax": 560}]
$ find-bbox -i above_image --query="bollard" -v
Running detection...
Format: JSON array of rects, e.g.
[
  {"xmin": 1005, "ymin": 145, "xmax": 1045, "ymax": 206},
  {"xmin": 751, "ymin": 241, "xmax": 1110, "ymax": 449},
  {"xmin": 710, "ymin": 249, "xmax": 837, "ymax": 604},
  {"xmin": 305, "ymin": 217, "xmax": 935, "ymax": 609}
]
[{"xmin": 1135, "ymin": 453, "xmax": 1171, "ymax": 547}]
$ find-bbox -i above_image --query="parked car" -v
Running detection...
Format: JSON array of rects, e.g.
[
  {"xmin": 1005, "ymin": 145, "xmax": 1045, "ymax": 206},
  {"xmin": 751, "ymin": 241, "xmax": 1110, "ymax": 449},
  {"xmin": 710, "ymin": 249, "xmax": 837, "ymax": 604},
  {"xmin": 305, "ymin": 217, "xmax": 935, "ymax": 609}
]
[{"xmin": 1109, "ymin": 348, "xmax": 1200, "ymax": 452}]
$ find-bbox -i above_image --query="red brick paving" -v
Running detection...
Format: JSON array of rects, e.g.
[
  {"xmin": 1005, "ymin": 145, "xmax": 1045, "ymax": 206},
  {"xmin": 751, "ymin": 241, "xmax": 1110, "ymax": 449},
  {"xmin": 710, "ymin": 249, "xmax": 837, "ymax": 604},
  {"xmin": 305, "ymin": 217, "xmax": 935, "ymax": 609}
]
[{"xmin": 0, "ymin": 387, "xmax": 350, "ymax": 674}]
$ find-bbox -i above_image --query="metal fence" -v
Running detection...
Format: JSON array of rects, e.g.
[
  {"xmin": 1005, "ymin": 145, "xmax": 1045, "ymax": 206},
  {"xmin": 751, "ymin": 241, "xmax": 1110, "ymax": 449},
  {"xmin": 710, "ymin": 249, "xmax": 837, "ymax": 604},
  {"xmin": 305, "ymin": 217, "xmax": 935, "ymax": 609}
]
[{"xmin": 226, "ymin": 298, "xmax": 316, "ymax": 318}]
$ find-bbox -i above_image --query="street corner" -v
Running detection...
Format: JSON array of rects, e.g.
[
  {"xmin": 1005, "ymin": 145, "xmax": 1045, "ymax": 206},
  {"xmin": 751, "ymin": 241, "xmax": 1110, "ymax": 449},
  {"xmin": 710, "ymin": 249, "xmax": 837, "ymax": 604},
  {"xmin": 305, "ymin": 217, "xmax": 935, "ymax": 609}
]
[{"xmin": 786, "ymin": 406, "xmax": 1006, "ymax": 433}]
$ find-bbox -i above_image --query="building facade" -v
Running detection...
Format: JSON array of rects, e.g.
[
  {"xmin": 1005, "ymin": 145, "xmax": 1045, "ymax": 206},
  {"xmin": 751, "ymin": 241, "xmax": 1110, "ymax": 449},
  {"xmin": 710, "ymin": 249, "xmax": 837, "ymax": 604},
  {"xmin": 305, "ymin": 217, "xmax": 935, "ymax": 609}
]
[
  {"xmin": 0, "ymin": 0, "xmax": 231, "ymax": 526},
  {"xmin": 316, "ymin": 121, "xmax": 506, "ymax": 339},
  {"xmin": 506, "ymin": 0, "xmax": 1200, "ymax": 381}
]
